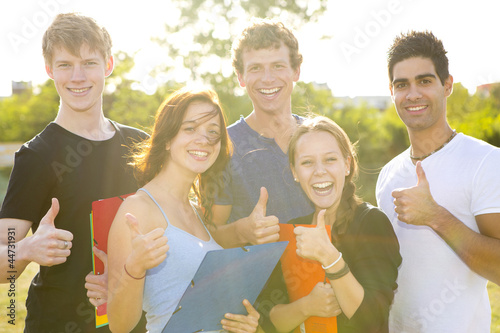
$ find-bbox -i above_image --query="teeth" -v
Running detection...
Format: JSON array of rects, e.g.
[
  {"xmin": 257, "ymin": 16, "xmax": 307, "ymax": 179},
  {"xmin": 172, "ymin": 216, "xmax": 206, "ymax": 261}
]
[
  {"xmin": 408, "ymin": 106, "xmax": 426, "ymax": 111},
  {"xmin": 259, "ymin": 88, "xmax": 280, "ymax": 94},
  {"xmin": 70, "ymin": 88, "xmax": 89, "ymax": 93},
  {"xmin": 189, "ymin": 150, "xmax": 208, "ymax": 157},
  {"xmin": 312, "ymin": 182, "xmax": 332, "ymax": 189}
]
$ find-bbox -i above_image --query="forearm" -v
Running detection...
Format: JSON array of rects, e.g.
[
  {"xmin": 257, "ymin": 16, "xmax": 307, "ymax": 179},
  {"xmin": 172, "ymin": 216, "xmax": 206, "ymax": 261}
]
[
  {"xmin": 431, "ymin": 209, "xmax": 500, "ymax": 285},
  {"xmin": 107, "ymin": 267, "xmax": 145, "ymax": 333},
  {"xmin": 0, "ymin": 238, "xmax": 34, "ymax": 281},
  {"xmin": 270, "ymin": 298, "xmax": 309, "ymax": 333},
  {"xmin": 327, "ymin": 269, "xmax": 364, "ymax": 319},
  {"xmin": 210, "ymin": 218, "xmax": 248, "ymax": 248}
]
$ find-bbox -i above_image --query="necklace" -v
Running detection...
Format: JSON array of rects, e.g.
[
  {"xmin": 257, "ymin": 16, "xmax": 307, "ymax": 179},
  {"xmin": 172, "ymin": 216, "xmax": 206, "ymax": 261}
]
[{"xmin": 410, "ymin": 130, "xmax": 457, "ymax": 161}]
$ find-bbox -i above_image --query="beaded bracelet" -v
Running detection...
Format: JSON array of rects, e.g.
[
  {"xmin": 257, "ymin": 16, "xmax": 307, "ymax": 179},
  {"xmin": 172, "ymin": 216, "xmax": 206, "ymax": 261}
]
[
  {"xmin": 325, "ymin": 262, "xmax": 350, "ymax": 280},
  {"xmin": 321, "ymin": 252, "xmax": 342, "ymax": 270},
  {"xmin": 124, "ymin": 263, "xmax": 146, "ymax": 280}
]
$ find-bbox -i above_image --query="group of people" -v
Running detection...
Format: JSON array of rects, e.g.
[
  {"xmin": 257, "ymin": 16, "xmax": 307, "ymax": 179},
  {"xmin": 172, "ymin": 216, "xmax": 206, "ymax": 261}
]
[{"xmin": 0, "ymin": 10, "xmax": 499, "ymax": 333}]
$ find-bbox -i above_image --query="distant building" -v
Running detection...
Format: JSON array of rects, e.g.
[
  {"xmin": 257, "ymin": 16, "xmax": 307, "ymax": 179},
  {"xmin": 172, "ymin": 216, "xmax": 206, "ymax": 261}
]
[
  {"xmin": 12, "ymin": 81, "xmax": 32, "ymax": 95},
  {"xmin": 476, "ymin": 82, "xmax": 500, "ymax": 98}
]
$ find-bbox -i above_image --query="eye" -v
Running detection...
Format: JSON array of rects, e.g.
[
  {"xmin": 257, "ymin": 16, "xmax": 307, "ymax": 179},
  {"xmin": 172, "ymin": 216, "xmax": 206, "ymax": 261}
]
[
  {"xmin": 395, "ymin": 82, "xmax": 407, "ymax": 89},
  {"xmin": 326, "ymin": 157, "xmax": 337, "ymax": 163},
  {"xmin": 183, "ymin": 126, "xmax": 195, "ymax": 132},
  {"xmin": 85, "ymin": 61, "xmax": 98, "ymax": 66},
  {"xmin": 300, "ymin": 159, "xmax": 312, "ymax": 166},
  {"xmin": 248, "ymin": 65, "xmax": 260, "ymax": 72}
]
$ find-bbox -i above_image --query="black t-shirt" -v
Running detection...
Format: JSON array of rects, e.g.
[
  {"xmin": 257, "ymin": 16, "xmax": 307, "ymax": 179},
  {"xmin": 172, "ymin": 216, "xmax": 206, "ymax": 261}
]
[
  {"xmin": 288, "ymin": 203, "xmax": 402, "ymax": 333},
  {"xmin": 0, "ymin": 121, "xmax": 148, "ymax": 332}
]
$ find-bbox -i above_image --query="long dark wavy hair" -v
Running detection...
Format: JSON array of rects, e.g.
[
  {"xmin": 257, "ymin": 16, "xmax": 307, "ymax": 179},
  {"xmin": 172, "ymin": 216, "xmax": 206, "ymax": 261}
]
[
  {"xmin": 130, "ymin": 87, "xmax": 232, "ymax": 225},
  {"xmin": 289, "ymin": 116, "xmax": 362, "ymax": 241}
]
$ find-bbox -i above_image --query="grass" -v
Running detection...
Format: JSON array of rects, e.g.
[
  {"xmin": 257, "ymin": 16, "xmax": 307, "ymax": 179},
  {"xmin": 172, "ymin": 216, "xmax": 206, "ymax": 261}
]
[{"xmin": 0, "ymin": 263, "xmax": 498, "ymax": 332}]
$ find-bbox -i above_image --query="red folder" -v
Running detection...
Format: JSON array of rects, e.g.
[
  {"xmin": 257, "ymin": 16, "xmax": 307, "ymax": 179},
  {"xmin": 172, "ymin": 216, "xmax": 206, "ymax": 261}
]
[
  {"xmin": 279, "ymin": 223, "xmax": 337, "ymax": 333},
  {"xmin": 89, "ymin": 193, "xmax": 133, "ymax": 327}
]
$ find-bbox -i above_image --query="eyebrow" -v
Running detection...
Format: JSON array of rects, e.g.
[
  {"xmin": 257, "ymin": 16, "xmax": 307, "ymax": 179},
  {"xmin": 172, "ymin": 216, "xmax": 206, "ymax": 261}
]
[{"xmin": 392, "ymin": 73, "xmax": 437, "ymax": 85}]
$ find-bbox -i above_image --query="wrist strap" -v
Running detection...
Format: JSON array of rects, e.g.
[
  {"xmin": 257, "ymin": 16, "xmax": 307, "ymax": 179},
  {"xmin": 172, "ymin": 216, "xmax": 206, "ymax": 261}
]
[
  {"xmin": 325, "ymin": 262, "xmax": 350, "ymax": 280},
  {"xmin": 321, "ymin": 252, "xmax": 342, "ymax": 270},
  {"xmin": 124, "ymin": 263, "xmax": 146, "ymax": 280}
]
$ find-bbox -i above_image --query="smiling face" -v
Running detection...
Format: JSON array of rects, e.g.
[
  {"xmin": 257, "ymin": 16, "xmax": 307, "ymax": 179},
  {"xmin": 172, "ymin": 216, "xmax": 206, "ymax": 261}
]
[
  {"xmin": 390, "ymin": 56, "xmax": 453, "ymax": 134},
  {"xmin": 237, "ymin": 42, "xmax": 300, "ymax": 116},
  {"xmin": 292, "ymin": 131, "xmax": 350, "ymax": 213},
  {"xmin": 46, "ymin": 44, "xmax": 113, "ymax": 115},
  {"xmin": 165, "ymin": 101, "xmax": 222, "ymax": 177}
]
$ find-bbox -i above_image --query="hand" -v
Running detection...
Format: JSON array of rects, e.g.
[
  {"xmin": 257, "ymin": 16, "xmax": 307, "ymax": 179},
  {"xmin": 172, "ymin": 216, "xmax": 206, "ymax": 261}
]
[
  {"xmin": 124, "ymin": 213, "xmax": 169, "ymax": 278},
  {"xmin": 295, "ymin": 210, "xmax": 337, "ymax": 266},
  {"xmin": 304, "ymin": 282, "xmax": 342, "ymax": 318},
  {"xmin": 221, "ymin": 299, "xmax": 260, "ymax": 333},
  {"xmin": 237, "ymin": 187, "xmax": 279, "ymax": 245},
  {"xmin": 392, "ymin": 161, "xmax": 443, "ymax": 226},
  {"xmin": 85, "ymin": 246, "xmax": 108, "ymax": 307},
  {"xmin": 25, "ymin": 198, "xmax": 73, "ymax": 266}
]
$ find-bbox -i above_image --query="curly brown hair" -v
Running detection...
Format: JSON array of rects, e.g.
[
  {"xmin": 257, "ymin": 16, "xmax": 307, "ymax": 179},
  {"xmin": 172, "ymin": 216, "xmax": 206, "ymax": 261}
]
[{"xmin": 231, "ymin": 17, "xmax": 303, "ymax": 75}]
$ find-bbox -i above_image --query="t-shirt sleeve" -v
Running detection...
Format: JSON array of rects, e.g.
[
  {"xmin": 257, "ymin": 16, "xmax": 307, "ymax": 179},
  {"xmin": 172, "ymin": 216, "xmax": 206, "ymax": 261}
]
[
  {"xmin": 0, "ymin": 146, "xmax": 54, "ymax": 227},
  {"xmin": 471, "ymin": 149, "xmax": 500, "ymax": 216},
  {"xmin": 340, "ymin": 208, "xmax": 402, "ymax": 332}
]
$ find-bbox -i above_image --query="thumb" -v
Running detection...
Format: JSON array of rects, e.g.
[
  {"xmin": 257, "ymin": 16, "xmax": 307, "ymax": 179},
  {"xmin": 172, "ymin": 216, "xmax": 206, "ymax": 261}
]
[
  {"xmin": 125, "ymin": 213, "xmax": 142, "ymax": 238},
  {"xmin": 316, "ymin": 209, "xmax": 326, "ymax": 229},
  {"xmin": 253, "ymin": 187, "xmax": 268, "ymax": 218},
  {"xmin": 93, "ymin": 246, "xmax": 108, "ymax": 273},
  {"xmin": 416, "ymin": 161, "xmax": 429, "ymax": 188},
  {"xmin": 40, "ymin": 198, "xmax": 59, "ymax": 227}
]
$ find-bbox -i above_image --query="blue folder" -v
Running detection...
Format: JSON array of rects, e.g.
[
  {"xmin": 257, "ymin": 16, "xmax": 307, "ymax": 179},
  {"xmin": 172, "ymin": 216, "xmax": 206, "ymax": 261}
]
[{"xmin": 162, "ymin": 241, "xmax": 288, "ymax": 332}]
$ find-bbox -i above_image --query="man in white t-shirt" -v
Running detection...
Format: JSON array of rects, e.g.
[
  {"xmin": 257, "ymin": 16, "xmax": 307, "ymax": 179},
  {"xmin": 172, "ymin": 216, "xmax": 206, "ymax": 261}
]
[{"xmin": 376, "ymin": 31, "xmax": 500, "ymax": 333}]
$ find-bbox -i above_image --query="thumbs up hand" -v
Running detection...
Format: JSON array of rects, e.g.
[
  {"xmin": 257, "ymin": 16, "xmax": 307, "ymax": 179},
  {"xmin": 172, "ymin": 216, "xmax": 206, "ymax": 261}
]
[
  {"xmin": 26, "ymin": 198, "xmax": 74, "ymax": 266},
  {"xmin": 392, "ymin": 161, "xmax": 441, "ymax": 226},
  {"xmin": 295, "ymin": 210, "xmax": 338, "ymax": 266},
  {"xmin": 237, "ymin": 187, "xmax": 279, "ymax": 245},
  {"xmin": 124, "ymin": 213, "xmax": 169, "ymax": 278}
]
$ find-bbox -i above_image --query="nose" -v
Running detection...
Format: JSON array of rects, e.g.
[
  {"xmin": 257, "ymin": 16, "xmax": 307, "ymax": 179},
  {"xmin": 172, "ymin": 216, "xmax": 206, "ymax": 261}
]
[
  {"xmin": 261, "ymin": 67, "xmax": 275, "ymax": 83},
  {"xmin": 314, "ymin": 162, "xmax": 327, "ymax": 176},
  {"xmin": 194, "ymin": 130, "xmax": 210, "ymax": 145},
  {"xmin": 406, "ymin": 84, "xmax": 422, "ymax": 101},
  {"xmin": 71, "ymin": 65, "xmax": 86, "ymax": 82}
]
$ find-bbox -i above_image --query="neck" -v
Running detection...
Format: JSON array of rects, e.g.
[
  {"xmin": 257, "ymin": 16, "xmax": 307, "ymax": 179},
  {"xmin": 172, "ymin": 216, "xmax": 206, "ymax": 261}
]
[
  {"xmin": 149, "ymin": 162, "xmax": 196, "ymax": 201},
  {"xmin": 408, "ymin": 125, "xmax": 454, "ymax": 162},
  {"xmin": 54, "ymin": 106, "xmax": 114, "ymax": 141},
  {"xmin": 246, "ymin": 110, "xmax": 297, "ymax": 152}
]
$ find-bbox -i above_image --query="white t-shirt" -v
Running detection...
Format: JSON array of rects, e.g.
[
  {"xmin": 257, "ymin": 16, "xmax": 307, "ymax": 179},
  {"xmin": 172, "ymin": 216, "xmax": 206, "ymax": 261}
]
[{"xmin": 376, "ymin": 133, "xmax": 500, "ymax": 333}]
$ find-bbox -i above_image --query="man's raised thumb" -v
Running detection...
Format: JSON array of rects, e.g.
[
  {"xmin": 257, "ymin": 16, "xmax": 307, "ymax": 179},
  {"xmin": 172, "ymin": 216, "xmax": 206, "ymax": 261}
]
[
  {"xmin": 93, "ymin": 246, "xmax": 108, "ymax": 273},
  {"xmin": 316, "ymin": 209, "xmax": 326, "ymax": 229},
  {"xmin": 253, "ymin": 187, "xmax": 269, "ymax": 217},
  {"xmin": 40, "ymin": 198, "xmax": 59, "ymax": 226},
  {"xmin": 416, "ymin": 161, "xmax": 429, "ymax": 188}
]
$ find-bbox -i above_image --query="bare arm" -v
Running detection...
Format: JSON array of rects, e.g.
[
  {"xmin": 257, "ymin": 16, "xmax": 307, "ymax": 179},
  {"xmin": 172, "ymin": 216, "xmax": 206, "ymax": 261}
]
[
  {"xmin": 0, "ymin": 198, "xmax": 73, "ymax": 281},
  {"xmin": 209, "ymin": 187, "xmax": 280, "ymax": 248},
  {"xmin": 107, "ymin": 199, "xmax": 168, "ymax": 333}
]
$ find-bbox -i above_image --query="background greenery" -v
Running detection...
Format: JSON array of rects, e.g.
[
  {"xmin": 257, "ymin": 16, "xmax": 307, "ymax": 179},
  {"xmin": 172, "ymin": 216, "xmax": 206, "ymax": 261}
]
[{"xmin": 0, "ymin": 0, "xmax": 499, "ymax": 330}]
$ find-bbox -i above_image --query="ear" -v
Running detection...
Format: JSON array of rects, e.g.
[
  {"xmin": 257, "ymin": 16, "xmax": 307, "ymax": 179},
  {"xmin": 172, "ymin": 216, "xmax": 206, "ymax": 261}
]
[
  {"xmin": 345, "ymin": 155, "xmax": 352, "ymax": 176},
  {"xmin": 389, "ymin": 83, "xmax": 395, "ymax": 102},
  {"xmin": 165, "ymin": 141, "xmax": 170, "ymax": 151},
  {"xmin": 237, "ymin": 71, "xmax": 246, "ymax": 88},
  {"xmin": 293, "ymin": 66, "xmax": 301, "ymax": 82},
  {"xmin": 105, "ymin": 55, "xmax": 114, "ymax": 77},
  {"xmin": 291, "ymin": 164, "xmax": 298, "ymax": 182},
  {"xmin": 444, "ymin": 75, "xmax": 453, "ymax": 97},
  {"xmin": 45, "ymin": 64, "xmax": 54, "ymax": 79}
]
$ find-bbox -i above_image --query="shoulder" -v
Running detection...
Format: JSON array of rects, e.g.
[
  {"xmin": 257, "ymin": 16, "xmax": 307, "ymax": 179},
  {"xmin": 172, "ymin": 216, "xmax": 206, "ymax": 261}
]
[
  {"xmin": 110, "ymin": 120, "xmax": 150, "ymax": 142},
  {"xmin": 351, "ymin": 203, "xmax": 394, "ymax": 235},
  {"xmin": 112, "ymin": 190, "xmax": 159, "ymax": 233}
]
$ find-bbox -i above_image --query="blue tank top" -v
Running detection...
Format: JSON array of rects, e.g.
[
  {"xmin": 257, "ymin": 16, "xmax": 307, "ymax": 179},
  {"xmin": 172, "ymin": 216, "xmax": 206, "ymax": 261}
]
[{"xmin": 139, "ymin": 188, "xmax": 222, "ymax": 332}]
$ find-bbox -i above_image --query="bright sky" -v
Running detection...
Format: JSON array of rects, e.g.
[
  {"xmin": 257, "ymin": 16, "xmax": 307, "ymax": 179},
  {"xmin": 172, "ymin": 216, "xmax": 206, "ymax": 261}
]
[{"xmin": 1, "ymin": 0, "xmax": 499, "ymax": 98}]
